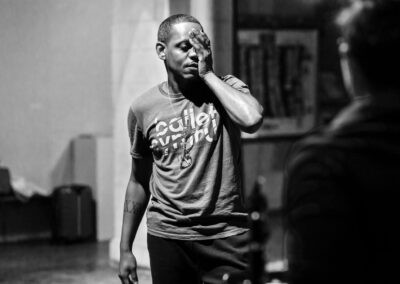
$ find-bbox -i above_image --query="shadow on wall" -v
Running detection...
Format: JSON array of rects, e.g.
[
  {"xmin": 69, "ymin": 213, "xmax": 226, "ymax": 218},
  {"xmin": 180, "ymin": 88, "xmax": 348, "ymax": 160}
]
[{"xmin": 50, "ymin": 141, "xmax": 74, "ymax": 191}]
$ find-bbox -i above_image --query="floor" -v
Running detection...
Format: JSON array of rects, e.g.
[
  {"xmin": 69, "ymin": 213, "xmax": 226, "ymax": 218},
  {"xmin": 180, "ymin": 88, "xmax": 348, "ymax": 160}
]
[
  {"xmin": 0, "ymin": 214, "xmax": 284, "ymax": 284},
  {"xmin": 0, "ymin": 240, "xmax": 152, "ymax": 284}
]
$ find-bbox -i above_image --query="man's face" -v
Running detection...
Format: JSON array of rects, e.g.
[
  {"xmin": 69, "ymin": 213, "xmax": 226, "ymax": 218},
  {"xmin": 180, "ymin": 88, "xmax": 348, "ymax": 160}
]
[{"xmin": 163, "ymin": 22, "xmax": 202, "ymax": 80}]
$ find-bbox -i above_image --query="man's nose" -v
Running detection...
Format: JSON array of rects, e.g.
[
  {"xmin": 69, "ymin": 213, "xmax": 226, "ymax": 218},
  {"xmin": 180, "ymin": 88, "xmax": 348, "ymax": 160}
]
[{"xmin": 188, "ymin": 47, "xmax": 197, "ymax": 58}]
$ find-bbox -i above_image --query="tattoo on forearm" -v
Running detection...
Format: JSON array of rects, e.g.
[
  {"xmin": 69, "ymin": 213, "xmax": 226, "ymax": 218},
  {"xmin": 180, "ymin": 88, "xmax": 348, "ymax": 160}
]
[{"xmin": 124, "ymin": 199, "xmax": 141, "ymax": 214}]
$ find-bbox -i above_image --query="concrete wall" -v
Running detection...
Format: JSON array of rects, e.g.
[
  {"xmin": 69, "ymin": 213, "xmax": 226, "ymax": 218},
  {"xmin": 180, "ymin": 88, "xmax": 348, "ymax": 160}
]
[{"xmin": 0, "ymin": 0, "xmax": 112, "ymax": 192}]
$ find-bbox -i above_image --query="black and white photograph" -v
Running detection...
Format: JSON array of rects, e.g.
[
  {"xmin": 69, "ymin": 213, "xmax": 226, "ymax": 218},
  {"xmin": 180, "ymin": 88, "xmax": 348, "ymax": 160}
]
[{"xmin": 1, "ymin": 0, "xmax": 399, "ymax": 283}]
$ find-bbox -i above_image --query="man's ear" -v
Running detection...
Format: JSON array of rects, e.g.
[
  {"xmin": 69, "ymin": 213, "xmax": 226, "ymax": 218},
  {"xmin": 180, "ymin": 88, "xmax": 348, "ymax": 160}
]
[{"xmin": 156, "ymin": 42, "xmax": 166, "ymax": 60}]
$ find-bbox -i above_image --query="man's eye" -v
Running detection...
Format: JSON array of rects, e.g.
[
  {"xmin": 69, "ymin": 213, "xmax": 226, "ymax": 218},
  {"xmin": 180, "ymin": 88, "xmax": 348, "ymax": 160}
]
[{"xmin": 180, "ymin": 44, "xmax": 191, "ymax": 51}]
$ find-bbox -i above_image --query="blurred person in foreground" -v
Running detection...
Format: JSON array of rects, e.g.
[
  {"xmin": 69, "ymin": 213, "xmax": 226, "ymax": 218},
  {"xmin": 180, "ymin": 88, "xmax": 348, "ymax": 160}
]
[
  {"xmin": 283, "ymin": 1, "xmax": 400, "ymax": 283},
  {"xmin": 118, "ymin": 14, "xmax": 263, "ymax": 284}
]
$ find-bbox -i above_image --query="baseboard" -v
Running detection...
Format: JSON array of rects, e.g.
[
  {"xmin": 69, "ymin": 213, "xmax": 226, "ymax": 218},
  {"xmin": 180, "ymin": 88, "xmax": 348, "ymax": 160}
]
[{"xmin": 0, "ymin": 231, "xmax": 51, "ymax": 243}]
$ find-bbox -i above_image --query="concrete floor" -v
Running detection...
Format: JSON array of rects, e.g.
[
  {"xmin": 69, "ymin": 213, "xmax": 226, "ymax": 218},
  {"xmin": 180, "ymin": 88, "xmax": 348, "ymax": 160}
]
[
  {"xmin": 0, "ymin": 240, "xmax": 152, "ymax": 284},
  {"xmin": 0, "ymin": 214, "xmax": 284, "ymax": 284}
]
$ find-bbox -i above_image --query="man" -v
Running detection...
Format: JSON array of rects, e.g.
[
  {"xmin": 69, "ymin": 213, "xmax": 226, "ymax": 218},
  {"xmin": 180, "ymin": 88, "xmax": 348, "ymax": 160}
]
[
  {"xmin": 284, "ymin": 1, "xmax": 400, "ymax": 283},
  {"xmin": 118, "ymin": 14, "xmax": 263, "ymax": 284}
]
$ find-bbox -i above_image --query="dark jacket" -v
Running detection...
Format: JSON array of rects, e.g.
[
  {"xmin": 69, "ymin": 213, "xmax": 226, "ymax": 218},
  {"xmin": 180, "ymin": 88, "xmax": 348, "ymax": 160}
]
[{"xmin": 284, "ymin": 96, "xmax": 400, "ymax": 284}]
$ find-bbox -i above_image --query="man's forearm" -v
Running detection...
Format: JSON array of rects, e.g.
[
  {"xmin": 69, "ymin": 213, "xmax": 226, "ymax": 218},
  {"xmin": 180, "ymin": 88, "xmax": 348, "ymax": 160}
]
[
  {"xmin": 202, "ymin": 72, "xmax": 263, "ymax": 133},
  {"xmin": 120, "ymin": 181, "xmax": 149, "ymax": 252}
]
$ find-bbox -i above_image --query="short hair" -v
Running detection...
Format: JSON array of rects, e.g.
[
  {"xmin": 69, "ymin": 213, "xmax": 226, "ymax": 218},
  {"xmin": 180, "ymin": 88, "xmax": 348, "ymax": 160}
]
[
  {"xmin": 336, "ymin": 0, "xmax": 400, "ymax": 90},
  {"xmin": 157, "ymin": 14, "xmax": 202, "ymax": 43}
]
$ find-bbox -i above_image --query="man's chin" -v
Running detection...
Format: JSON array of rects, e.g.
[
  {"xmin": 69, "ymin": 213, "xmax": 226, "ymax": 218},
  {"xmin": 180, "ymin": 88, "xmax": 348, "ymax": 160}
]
[{"xmin": 182, "ymin": 72, "xmax": 200, "ymax": 80}]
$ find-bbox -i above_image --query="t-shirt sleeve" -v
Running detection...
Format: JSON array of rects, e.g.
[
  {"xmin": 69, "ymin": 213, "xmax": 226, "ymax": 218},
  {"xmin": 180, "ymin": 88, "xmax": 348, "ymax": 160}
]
[
  {"xmin": 221, "ymin": 74, "xmax": 251, "ymax": 94},
  {"xmin": 127, "ymin": 107, "xmax": 151, "ymax": 159}
]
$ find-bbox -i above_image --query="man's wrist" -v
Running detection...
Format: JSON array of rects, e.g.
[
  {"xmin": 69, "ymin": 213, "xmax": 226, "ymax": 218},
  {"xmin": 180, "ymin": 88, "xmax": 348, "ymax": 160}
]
[
  {"xmin": 201, "ymin": 70, "xmax": 215, "ymax": 81},
  {"xmin": 120, "ymin": 242, "xmax": 132, "ymax": 253},
  {"xmin": 120, "ymin": 247, "xmax": 132, "ymax": 254}
]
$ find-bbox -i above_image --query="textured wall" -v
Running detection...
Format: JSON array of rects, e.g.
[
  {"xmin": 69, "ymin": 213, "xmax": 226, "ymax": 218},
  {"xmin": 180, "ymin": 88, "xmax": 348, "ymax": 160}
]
[{"xmin": 0, "ymin": 0, "xmax": 112, "ymax": 192}]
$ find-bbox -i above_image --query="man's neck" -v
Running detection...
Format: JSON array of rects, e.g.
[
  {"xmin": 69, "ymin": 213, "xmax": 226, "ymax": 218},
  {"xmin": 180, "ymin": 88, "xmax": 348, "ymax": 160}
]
[{"xmin": 167, "ymin": 76, "xmax": 203, "ymax": 96}]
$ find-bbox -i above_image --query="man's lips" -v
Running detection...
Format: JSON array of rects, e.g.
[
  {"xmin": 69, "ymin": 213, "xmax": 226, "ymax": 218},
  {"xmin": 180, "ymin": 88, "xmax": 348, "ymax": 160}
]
[{"xmin": 186, "ymin": 63, "xmax": 198, "ymax": 69}]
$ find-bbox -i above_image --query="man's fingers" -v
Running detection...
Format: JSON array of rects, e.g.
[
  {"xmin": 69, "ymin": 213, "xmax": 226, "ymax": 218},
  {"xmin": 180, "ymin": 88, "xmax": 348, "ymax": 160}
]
[
  {"xmin": 118, "ymin": 252, "xmax": 138, "ymax": 284},
  {"xmin": 189, "ymin": 29, "xmax": 211, "ymax": 50},
  {"xmin": 189, "ymin": 28, "xmax": 199, "ymax": 39},
  {"xmin": 188, "ymin": 28, "xmax": 213, "ymax": 76},
  {"xmin": 189, "ymin": 36, "xmax": 211, "ymax": 60},
  {"xmin": 198, "ymin": 31, "xmax": 211, "ymax": 48},
  {"xmin": 118, "ymin": 272, "xmax": 137, "ymax": 284},
  {"xmin": 189, "ymin": 38, "xmax": 202, "ymax": 52},
  {"xmin": 118, "ymin": 274, "xmax": 132, "ymax": 284},
  {"xmin": 129, "ymin": 273, "xmax": 139, "ymax": 284},
  {"xmin": 204, "ymin": 37, "xmax": 211, "ymax": 48},
  {"xmin": 189, "ymin": 30, "xmax": 201, "ymax": 48}
]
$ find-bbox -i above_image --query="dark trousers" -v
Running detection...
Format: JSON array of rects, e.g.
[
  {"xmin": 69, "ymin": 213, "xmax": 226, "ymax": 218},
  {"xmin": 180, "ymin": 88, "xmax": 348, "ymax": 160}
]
[{"xmin": 147, "ymin": 231, "xmax": 250, "ymax": 284}]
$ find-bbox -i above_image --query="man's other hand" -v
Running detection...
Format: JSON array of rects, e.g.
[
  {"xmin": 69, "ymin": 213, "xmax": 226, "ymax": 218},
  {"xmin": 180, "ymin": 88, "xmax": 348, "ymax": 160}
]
[{"xmin": 118, "ymin": 251, "xmax": 139, "ymax": 284}]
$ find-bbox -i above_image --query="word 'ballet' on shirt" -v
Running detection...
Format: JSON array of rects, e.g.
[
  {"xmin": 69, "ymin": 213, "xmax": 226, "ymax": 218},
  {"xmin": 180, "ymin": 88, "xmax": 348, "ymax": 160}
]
[{"xmin": 151, "ymin": 105, "xmax": 218, "ymax": 155}]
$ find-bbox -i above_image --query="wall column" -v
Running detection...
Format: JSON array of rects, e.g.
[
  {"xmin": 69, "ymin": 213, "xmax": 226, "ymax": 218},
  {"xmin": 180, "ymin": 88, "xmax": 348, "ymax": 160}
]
[{"xmin": 109, "ymin": 0, "xmax": 169, "ymax": 267}]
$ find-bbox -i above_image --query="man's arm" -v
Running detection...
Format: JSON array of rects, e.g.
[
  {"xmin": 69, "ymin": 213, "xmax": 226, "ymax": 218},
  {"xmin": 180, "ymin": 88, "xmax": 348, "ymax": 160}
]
[
  {"xmin": 203, "ymin": 72, "xmax": 263, "ymax": 133},
  {"xmin": 189, "ymin": 29, "xmax": 263, "ymax": 133},
  {"xmin": 119, "ymin": 156, "xmax": 152, "ymax": 284}
]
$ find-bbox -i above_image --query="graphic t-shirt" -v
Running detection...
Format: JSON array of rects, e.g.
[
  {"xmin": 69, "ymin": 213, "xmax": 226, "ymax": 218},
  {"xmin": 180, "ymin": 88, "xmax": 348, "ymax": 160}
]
[{"xmin": 128, "ymin": 75, "xmax": 250, "ymax": 240}]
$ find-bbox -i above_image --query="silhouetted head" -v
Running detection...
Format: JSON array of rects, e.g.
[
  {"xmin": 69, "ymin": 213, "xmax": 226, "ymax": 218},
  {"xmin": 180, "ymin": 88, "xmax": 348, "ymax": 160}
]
[{"xmin": 336, "ymin": 0, "xmax": 400, "ymax": 93}]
